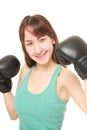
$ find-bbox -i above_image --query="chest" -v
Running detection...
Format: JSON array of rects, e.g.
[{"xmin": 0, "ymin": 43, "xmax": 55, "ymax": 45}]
[
  {"xmin": 14, "ymin": 80, "xmax": 66, "ymax": 120},
  {"xmin": 14, "ymin": 66, "xmax": 67, "ymax": 126},
  {"xmin": 27, "ymin": 71, "xmax": 54, "ymax": 94}
]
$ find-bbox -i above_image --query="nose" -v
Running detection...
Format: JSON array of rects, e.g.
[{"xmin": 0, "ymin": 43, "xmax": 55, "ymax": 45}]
[{"xmin": 34, "ymin": 43, "xmax": 41, "ymax": 54}]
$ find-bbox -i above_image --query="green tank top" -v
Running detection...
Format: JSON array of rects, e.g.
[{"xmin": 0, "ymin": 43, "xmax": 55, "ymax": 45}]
[{"xmin": 14, "ymin": 65, "xmax": 67, "ymax": 130}]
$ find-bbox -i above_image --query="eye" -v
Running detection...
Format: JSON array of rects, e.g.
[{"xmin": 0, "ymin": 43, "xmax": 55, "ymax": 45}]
[
  {"xmin": 25, "ymin": 42, "xmax": 33, "ymax": 46},
  {"xmin": 39, "ymin": 37, "xmax": 46, "ymax": 42}
]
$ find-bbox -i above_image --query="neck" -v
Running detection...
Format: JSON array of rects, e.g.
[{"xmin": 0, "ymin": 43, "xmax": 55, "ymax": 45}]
[{"xmin": 34, "ymin": 60, "xmax": 58, "ymax": 73}]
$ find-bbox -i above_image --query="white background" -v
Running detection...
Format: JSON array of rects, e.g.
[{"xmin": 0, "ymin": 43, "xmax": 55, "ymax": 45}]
[{"xmin": 0, "ymin": 0, "xmax": 87, "ymax": 129}]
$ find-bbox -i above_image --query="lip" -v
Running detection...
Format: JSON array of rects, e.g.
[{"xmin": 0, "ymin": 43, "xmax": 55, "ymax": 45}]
[{"xmin": 36, "ymin": 51, "xmax": 47, "ymax": 60}]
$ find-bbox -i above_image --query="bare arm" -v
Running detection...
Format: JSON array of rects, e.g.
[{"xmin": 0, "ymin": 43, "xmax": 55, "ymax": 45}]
[
  {"xmin": 61, "ymin": 68, "xmax": 87, "ymax": 114},
  {"xmin": 83, "ymin": 79, "xmax": 87, "ymax": 106},
  {"xmin": 3, "ymin": 64, "xmax": 29, "ymax": 120},
  {"xmin": 3, "ymin": 92, "xmax": 18, "ymax": 120}
]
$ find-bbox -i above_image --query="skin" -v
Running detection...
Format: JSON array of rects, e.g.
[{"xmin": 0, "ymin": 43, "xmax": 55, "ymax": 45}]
[{"xmin": 3, "ymin": 28, "xmax": 87, "ymax": 121}]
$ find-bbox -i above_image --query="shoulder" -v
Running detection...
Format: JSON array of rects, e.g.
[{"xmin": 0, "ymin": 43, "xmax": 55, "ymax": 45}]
[
  {"xmin": 58, "ymin": 67, "xmax": 80, "ymax": 85},
  {"xmin": 21, "ymin": 64, "xmax": 30, "ymax": 75},
  {"xmin": 56, "ymin": 67, "xmax": 81, "ymax": 101},
  {"xmin": 17, "ymin": 64, "xmax": 30, "ymax": 86},
  {"xmin": 57, "ymin": 66, "xmax": 82, "ymax": 93}
]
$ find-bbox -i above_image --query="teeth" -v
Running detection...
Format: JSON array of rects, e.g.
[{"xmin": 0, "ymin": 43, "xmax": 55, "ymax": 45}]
[
  {"xmin": 36, "ymin": 52, "xmax": 46, "ymax": 58},
  {"xmin": 37, "ymin": 55, "xmax": 43, "ymax": 58}
]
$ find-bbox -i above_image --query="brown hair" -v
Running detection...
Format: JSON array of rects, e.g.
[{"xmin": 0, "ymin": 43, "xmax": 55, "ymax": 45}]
[{"xmin": 19, "ymin": 14, "xmax": 60, "ymax": 67}]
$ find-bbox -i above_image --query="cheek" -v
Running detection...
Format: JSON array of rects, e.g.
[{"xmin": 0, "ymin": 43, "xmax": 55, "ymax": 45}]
[
  {"xmin": 42, "ymin": 42, "xmax": 52, "ymax": 50},
  {"xmin": 25, "ymin": 47, "xmax": 34, "ymax": 56}
]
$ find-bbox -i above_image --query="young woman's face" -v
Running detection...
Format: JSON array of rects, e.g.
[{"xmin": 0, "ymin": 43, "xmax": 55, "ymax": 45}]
[{"xmin": 24, "ymin": 29, "xmax": 55, "ymax": 65}]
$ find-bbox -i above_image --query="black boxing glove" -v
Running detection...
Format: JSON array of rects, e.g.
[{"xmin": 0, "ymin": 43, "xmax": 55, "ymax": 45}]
[
  {"xmin": 0, "ymin": 74, "xmax": 12, "ymax": 93},
  {"xmin": 55, "ymin": 35, "xmax": 87, "ymax": 79},
  {"xmin": 0, "ymin": 55, "xmax": 20, "ymax": 78}
]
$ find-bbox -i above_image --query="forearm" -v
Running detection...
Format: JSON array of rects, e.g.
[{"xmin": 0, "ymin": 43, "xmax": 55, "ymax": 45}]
[
  {"xmin": 84, "ymin": 78, "xmax": 87, "ymax": 88},
  {"xmin": 3, "ymin": 91, "xmax": 18, "ymax": 120},
  {"xmin": 82, "ymin": 79, "xmax": 87, "ymax": 111}
]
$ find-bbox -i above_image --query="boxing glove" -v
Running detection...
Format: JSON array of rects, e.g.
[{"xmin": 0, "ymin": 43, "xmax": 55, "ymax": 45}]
[
  {"xmin": 0, "ymin": 55, "xmax": 20, "ymax": 78},
  {"xmin": 55, "ymin": 35, "xmax": 87, "ymax": 79},
  {"xmin": 0, "ymin": 73, "xmax": 12, "ymax": 93}
]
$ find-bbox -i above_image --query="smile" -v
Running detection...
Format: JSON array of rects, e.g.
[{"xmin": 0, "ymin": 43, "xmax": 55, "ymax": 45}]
[{"xmin": 36, "ymin": 51, "xmax": 47, "ymax": 60}]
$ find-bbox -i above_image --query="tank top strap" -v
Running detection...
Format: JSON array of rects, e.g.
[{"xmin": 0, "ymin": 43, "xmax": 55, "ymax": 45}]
[
  {"xmin": 23, "ymin": 65, "xmax": 63, "ymax": 88},
  {"xmin": 24, "ymin": 66, "xmax": 34, "ymax": 82},
  {"xmin": 51, "ymin": 64, "xmax": 63, "ymax": 82}
]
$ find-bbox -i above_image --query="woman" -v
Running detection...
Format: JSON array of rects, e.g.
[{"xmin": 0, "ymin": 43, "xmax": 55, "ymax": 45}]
[{"xmin": 3, "ymin": 14, "xmax": 87, "ymax": 130}]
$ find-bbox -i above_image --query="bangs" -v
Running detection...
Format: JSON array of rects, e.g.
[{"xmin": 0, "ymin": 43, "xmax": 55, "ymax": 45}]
[{"xmin": 26, "ymin": 16, "xmax": 52, "ymax": 38}]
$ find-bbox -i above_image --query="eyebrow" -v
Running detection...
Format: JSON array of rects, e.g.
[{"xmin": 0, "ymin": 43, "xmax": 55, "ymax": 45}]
[
  {"xmin": 25, "ymin": 35, "xmax": 46, "ymax": 43},
  {"xmin": 25, "ymin": 37, "xmax": 41, "ymax": 42},
  {"xmin": 25, "ymin": 40, "xmax": 32, "ymax": 43}
]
